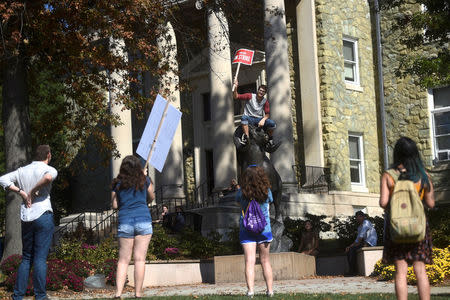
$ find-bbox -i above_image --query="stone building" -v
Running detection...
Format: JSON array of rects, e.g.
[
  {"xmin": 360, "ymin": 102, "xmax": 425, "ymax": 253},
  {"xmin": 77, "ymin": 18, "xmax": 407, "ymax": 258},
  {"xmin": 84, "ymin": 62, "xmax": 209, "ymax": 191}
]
[{"xmin": 71, "ymin": 0, "xmax": 449, "ymax": 218}]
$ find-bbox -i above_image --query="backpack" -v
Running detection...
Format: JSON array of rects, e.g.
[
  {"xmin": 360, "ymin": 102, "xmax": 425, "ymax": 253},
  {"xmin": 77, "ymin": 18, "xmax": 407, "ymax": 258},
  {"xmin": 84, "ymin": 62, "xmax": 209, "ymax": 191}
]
[
  {"xmin": 242, "ymin": 198, "xmax": 267, "ymax": 234},
  {"xmin": 386, "ymin": 169, "xmax": 426, "ymax": 244}
]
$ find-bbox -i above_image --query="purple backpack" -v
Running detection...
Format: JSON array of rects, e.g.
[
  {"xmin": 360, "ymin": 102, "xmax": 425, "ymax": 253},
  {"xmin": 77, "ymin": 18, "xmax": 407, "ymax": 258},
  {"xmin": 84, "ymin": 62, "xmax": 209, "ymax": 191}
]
[{"xmin": 242, "ymin": 199, "xmax": 267, "ymax": 234}]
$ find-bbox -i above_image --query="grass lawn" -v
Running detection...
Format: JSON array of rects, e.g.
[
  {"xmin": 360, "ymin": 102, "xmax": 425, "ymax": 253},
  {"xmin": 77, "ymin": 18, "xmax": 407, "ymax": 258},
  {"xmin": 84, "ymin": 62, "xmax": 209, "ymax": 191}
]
[{"xmin": 92, "ymin": 294, "xmax": 450, "ymax": 299}]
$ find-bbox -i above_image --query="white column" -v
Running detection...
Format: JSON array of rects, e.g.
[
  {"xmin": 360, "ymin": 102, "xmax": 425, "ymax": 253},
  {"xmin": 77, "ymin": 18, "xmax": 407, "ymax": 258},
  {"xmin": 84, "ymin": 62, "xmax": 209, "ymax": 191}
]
[
  {"xmin": 297, "ymin": 0, "xmax": 324, "ymax": 167},
  {"xmin": 109, "ymin": 38, "xmax": 133, "ymax": 178},
  {"xmin": 264, "ymin": 0, "xmax": 296, "ymax": 183},
  {"xmin": 156, "ymin": 22, "xmax": 185, "ymax": 200},
  {"xmin": 207, "ymin": 6, "xmax": 237, "ymax": 190}
]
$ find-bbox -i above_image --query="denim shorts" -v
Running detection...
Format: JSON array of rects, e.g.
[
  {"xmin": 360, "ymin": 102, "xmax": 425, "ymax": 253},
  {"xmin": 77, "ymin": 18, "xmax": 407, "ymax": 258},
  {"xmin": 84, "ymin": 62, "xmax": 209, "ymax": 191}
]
[
  {"xmin": 239, "ymin": 229, "xmax": 273, "ymax": 244},
  {"xmin": 117, "ymin": 216, "xmax": 153, "ymax": 238}
]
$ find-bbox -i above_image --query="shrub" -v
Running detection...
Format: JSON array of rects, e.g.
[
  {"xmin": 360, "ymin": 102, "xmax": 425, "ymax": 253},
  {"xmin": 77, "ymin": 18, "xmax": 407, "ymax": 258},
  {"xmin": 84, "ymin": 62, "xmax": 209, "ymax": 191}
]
[
  {"xmin": 330, "ymin": 214, "xmax": 384, "ymax": 247},
  {"xmin": 100, "ymin": 258, "xmax": 117, "ymax": 286},
  {"xmin": 50, "ymin": 237, "xmax": 118, "ymax": 269},
  {"xmin": 432, "ymin": 247, "xmax": 450, "ymax": 278},
  {"xmin": 67, "ymin": 260, "xmax": 94, "ymax": 278},
  {"xmin": 427, "ymin": 207, "xmax": 450, "ymax": 249},
  {"xmin": 0, "ymin": 254, "xmax": 22, "ymax": 276},
  {"xmin": 148, "ymin": 224, "xmax": 180, "ymax": 260},
  {"xmin": 65, "ymin": 271, "xmax": 84, "ymax": 291},
  {"xmin": 283, "ymin": 214, "xmax": 332, "ymax": 251},
  {"xmin": 148, "ymin": 224, "xmax": 239, "ymax": 260},
  {"xmin": 373, "ymin": 247, "xmax": 449, "ymax": 285},
  {"xmin": 46, "ymin": 259, "xmax": 86, "ymax": 292}
]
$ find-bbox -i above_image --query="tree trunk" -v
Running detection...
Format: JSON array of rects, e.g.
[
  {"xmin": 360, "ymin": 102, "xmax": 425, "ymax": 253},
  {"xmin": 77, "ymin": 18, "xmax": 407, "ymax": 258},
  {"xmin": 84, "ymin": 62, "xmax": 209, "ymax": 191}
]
[{"xmin": 1, "ymin": 54, "xmax": 31, "ymax": 261}]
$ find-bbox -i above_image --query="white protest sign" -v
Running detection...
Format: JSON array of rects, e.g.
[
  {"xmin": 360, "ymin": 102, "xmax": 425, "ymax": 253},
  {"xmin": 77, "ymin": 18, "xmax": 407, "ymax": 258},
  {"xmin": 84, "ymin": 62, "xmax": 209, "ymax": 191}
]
[{"xmin": 136, "ymin": 94, "xmax": 182, "ymax": 172}]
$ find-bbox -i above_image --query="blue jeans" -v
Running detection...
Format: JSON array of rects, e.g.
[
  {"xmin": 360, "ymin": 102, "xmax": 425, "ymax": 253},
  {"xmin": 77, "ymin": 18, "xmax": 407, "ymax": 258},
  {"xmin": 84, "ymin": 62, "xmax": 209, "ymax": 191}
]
[
  {"xmin": 241, "ymin": 115, "xmax": 276, "ymax": 130},
  {"xmin": 13, "ymin": 211, "xmax": 54, "ymax": 300}
]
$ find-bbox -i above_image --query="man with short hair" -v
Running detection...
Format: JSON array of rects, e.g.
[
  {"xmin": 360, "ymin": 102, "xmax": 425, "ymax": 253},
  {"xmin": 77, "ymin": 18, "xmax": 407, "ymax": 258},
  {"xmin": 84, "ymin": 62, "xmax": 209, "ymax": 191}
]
[
  {"xmin": 0, "ymin": 145, "xmax": 57, "ymax": 300},
  {"xmin": 233, "ymin": 79, "xmax": 277, "ymax": 146},
  {"xmin": 345, "ymin": 211, "xmax": 377, "ymax": 275}
]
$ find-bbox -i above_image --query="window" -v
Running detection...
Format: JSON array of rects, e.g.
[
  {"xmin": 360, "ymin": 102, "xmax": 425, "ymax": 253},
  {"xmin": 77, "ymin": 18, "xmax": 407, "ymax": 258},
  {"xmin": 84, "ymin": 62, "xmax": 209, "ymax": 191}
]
[
  {"xmin": 348, "ymin": 134, "xmax": 366, "ymax": 187},
  {"xmin": 202, "ymin": 93, "xmax": 211, "ymax": 121},
  {"xmin": 429, "ymin": 86, "xmax": 450, "ymax": 161},
  {"xmin": 343, "ymin": 38, "xmax": 360, "ymax": 85},
  {"xmin": 205, "ymin": 149, "xmax": 214, "ymax": 194}
]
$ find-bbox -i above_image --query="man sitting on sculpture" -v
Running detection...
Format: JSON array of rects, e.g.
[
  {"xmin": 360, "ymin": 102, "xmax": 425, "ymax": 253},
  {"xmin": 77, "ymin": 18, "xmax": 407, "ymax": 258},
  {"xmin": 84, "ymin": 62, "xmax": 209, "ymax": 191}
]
[{"xmin": 233, "ymin": 79, "xmax": 276, "ymax": 147}]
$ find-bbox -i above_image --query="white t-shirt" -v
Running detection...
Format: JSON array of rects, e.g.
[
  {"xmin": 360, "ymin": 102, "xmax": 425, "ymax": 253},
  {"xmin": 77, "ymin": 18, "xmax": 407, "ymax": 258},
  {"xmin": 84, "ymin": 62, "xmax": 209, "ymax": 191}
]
[{"xmin": 0, "ymin": 161, "xmax": 57, "ymax": 222}]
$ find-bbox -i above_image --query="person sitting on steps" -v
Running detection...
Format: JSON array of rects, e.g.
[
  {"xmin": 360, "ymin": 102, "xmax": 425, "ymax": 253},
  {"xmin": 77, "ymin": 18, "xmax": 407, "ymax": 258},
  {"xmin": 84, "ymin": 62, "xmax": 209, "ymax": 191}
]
[{"xmin": 233, "ymin": 79, "xmax": 276, "ymax": 147}]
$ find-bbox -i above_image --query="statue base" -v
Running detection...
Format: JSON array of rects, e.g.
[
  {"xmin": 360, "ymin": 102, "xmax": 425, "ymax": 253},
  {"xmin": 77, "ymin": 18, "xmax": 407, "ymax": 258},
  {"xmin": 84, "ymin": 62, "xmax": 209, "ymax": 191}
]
[{"xmin": 270, "ymin": 219, "xmax": 293, "ymax": 253}]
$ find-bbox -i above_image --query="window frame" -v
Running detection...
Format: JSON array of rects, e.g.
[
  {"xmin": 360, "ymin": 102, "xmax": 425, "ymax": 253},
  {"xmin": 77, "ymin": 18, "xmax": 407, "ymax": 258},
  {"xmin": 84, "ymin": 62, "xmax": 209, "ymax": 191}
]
[
  {"xmin": 343, "ymin": 37, "xmax": 360, "ymax": 86},
  {"xmin": 348, "ymin": 133, "xmax": 366, "ymax": 189},
  {"xmin": 428, "ymin": 88, "xmax": 450, "ymax": 162}
]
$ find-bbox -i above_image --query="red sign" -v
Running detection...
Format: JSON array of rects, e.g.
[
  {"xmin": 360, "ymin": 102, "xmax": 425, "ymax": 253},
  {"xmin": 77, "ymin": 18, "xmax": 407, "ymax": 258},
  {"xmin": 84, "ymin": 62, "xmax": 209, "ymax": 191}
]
[{"xmin": 232, "ymin": 49, "xmax": 255, "ymax": 65}]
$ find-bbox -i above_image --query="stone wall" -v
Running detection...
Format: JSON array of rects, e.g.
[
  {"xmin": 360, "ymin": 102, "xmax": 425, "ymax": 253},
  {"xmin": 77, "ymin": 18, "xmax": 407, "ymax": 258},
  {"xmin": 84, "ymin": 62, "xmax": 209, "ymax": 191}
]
[
  {"xmin": 380, "ymin": 2, "xmax": 433, "ymax": 167},
  {"xmin": 315, "ymin": 0, "xmax": 380, "ymax": 192}
]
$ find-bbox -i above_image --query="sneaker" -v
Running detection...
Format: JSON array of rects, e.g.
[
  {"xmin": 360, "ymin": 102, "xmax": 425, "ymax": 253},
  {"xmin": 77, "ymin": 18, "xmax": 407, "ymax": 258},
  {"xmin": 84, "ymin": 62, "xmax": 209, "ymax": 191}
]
[
  {"xmin": 246, "ymin": 291, "xmax": 254, "ymax": 298},
  {"xmin": 266, "ymin": 291, "xmax": 274, "ymax": 297}
]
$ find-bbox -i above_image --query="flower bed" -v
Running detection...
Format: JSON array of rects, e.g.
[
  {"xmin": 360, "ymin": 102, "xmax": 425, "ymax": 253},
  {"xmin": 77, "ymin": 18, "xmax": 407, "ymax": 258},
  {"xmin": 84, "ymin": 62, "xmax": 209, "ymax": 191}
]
[{"xmin": 373, "ymin": 246, "xmax": 450, "ymax": 285}]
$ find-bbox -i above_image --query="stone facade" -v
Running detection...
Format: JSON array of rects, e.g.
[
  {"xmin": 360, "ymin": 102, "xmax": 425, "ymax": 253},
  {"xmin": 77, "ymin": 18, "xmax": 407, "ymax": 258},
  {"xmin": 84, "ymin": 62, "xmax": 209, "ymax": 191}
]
[
  {"xmin": 285, "ymin": 2, "xmax": 305, "ymax": 169},
  {"xmin": 315, "ymin": 0, "xmax": 380, "ymax": 192},
  {"xmin": 380, "ymin": 2, "xmax": 433, "ymax": 167},
  {"xmin": 380, "ymin": 2, "xmax": 449, "ymax": 204}
]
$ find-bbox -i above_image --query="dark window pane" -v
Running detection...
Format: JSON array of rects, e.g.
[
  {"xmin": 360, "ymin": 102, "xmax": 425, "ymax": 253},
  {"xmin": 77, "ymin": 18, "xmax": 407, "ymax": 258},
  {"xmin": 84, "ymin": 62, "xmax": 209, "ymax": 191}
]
[
  {"xmin": 344, "ymin": 63, "xmax": 355, "ymax": 81},
  {"xmin": 350, "ymin": 161, "xmax": 360, "ymax": 183},
  {"xmin": 436, "ymin": 136, "xmax": 450, "ymax": 151},
  {"xmin": 343, "ymin": 40, "xmax": 355, "ymax": 61},
  {"xmin": 202, "ymin": 93, "xmax": 211, "ymax": 121},
  {"xmin": 349, "ymin": 136, "xmax": 360, "ymax": 159},
  {"xmin": 433, "ymin": 86, "xmax": 450, "ymax": 109},
  {"xmin": 438, "ymin": 152, "xmax": 449, "ymax": 161},
  {"xmin": 434, "ymin": 111, "xmax": 450, "ymax": 135}
]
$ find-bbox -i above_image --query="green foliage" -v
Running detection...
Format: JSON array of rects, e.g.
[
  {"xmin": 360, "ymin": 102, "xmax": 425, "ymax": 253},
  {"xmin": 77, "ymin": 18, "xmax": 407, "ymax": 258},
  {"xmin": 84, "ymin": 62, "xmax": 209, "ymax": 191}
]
[
  {"xmin": 427, "ymin": 206, "xmax": 450, "ymax": 248},
  {"xmin": 283, "ymin": 214, "xmax": 331, "ymax": 251},
  {"xmin": 148, "ymin": 224, "xmax": 240, "ymax": 260},
  {"xmin": 50, "ymin": 237, "xmax": 118, "ymax": 268},
  {"xmin": 147, "ymin": 225, "xmax": 180, "ymax": 260},
  {"xmin": 330, "ymin": 215, "xmax": 384, "ymax": 247},
  {"xmin": 381, "ymin": 0, "xmax": 450, "ymax": 87}
]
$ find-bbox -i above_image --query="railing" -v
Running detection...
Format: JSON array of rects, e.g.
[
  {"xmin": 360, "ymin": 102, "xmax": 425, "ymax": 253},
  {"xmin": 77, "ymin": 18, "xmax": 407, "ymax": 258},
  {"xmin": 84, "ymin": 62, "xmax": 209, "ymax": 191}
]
[
  {"xmin": 52, "ymin": 210, "xmax": 118, "ymax": 248},
  {"xmin": 150, "ymin": 181, "xmax": 223, "ymax": 220},
  {"xmin": 292, "ymin": 164, "xmax": 331, "ymax": 193},
  {"xmin": 192, "ymin": 181, "xmax": 222, "ymax": 208},
  {"xmin": 89, "ymin": 210, "xmax": 118, "ymax": 242}
]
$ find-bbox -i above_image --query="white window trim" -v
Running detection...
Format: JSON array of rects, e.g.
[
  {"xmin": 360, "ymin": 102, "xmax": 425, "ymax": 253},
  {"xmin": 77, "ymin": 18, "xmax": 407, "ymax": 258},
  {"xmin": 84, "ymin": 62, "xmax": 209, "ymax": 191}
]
[
  {"xmin": 428, "ymin": 89, "xmax": 450, "ymax": 162},
  {"xmin": 349, "ymin": 133, "xmax": 367, "ymax": 192},
  {"xmin": 343, "ymin": 37, "xmax": 360, "ymax": 86}
]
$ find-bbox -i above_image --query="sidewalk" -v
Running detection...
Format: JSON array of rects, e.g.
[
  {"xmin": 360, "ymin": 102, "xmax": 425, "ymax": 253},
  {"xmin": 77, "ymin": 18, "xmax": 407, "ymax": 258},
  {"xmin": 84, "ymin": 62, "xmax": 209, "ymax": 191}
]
[{"xmin": 45, "ymin": 276, "xmax": 450, "ymax": 299}]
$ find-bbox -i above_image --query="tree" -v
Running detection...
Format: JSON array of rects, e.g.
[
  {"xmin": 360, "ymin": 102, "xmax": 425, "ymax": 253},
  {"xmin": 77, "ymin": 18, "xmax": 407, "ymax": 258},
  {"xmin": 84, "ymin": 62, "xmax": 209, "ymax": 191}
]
[
  {"xmin": 0, "ymin": 0, "xmax": 177, "ymax": 260},
  {"xmin": 381, "ymin": 0, "xmax": 450, "ymax": 87}
]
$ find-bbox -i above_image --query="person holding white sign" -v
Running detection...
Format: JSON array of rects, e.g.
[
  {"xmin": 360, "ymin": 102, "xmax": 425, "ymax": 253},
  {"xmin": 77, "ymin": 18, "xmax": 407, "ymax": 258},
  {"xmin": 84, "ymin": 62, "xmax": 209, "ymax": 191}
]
[
  {"xmin": 111, "ymin": 155, "xmax": 155, "ymax": 299},
  {"xmin": 233, "ymin": 79, "xmax": 276, "ymax": 147}
]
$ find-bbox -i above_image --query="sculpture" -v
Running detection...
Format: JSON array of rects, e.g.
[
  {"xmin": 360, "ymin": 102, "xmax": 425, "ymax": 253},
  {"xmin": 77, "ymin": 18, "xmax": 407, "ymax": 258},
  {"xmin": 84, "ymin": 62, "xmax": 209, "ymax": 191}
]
[{"xmin": 233, "ymin": 124, "xmax": 282, "ymax": 222}]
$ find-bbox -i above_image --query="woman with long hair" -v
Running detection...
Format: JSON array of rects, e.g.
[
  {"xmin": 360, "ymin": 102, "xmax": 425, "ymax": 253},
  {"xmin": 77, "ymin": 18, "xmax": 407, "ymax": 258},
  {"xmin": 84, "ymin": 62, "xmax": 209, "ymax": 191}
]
[
  {"xmin": 379, "ymin": 137, "xmax": 435, "ymax": 300},
  {"xmin": 111, "ymin": 155, "xmax": 155, "ymax": 298},
  {"xmin": 236, "ymin": 166, "xmax": 274, "ymax": 298}
]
